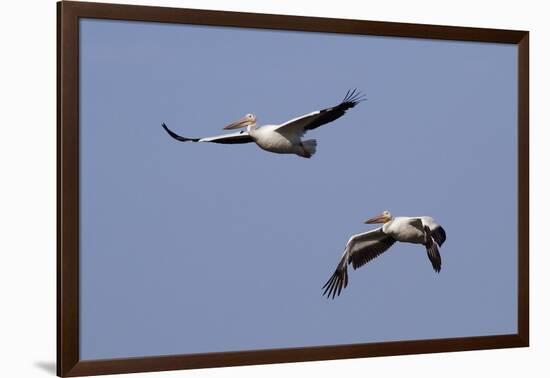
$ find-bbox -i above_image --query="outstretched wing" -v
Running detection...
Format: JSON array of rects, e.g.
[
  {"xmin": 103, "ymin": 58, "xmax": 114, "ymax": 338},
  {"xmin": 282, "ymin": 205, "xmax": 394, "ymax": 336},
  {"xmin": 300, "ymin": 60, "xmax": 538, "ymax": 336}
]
[
  {"xmin": 161, "ymin": 123, "xmax": 254, "ymax": 144},
  {"xmin": 348, "ymin": 231, "xmax": 397, "ymax": 270},
  {"xmin": 322, "ymin": 228, "xmax": 396, "ymax": 299},
  {"xmin": 273, "ymin": 89, "xmax": 365, "ymax": 138}
]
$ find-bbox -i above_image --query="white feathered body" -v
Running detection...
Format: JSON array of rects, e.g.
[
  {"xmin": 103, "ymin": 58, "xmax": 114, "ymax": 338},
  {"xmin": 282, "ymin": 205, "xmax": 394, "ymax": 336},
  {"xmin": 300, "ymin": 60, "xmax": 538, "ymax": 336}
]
[
  {"xmin": 382, "ymin": 216, "xmax": 438, "ymax": 244},
  {"xmin": 249, "ymin": 125, "xmax": 317, "ymax": 157}
]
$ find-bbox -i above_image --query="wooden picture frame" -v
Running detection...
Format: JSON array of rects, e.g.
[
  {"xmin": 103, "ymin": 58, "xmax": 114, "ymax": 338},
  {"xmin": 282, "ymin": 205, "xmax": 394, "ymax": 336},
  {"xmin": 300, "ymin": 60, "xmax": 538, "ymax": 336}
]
[{"xmin": 57, "ymin": 1, "xmax": 529, "ymax": 376}]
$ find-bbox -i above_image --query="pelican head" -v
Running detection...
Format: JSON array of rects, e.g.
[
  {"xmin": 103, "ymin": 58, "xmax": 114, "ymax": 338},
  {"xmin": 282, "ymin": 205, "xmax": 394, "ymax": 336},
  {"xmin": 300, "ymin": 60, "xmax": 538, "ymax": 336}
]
[
  {"xmin": 364, "ymin": 210, "xmax": 392, "ymax": 224},
  {"xmin": 223, "ymin": 113, "xmax": 257, "ymax": 130}
]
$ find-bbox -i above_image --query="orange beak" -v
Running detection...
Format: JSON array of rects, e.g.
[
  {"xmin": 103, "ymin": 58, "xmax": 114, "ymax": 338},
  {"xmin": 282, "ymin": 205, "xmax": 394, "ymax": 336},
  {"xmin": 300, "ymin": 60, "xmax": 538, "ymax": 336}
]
[
  {"xmin": 223, "ymin": 115, "xmax": 254, "ymax": 130},
  {"xmin": 364, "ymin": 213, "xmax": 389, "ymax": 224}
]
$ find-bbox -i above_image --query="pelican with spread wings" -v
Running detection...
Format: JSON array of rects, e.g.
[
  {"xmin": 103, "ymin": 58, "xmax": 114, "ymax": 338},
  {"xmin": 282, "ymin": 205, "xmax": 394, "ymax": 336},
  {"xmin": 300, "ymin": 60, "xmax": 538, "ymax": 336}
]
[
  {"xmin": 161, "ymin": 89, "xmax": 365, "ymax": 158},
  {"xmin": 323, "ymin": 211, "xmax": 447, "ymax": 299}
]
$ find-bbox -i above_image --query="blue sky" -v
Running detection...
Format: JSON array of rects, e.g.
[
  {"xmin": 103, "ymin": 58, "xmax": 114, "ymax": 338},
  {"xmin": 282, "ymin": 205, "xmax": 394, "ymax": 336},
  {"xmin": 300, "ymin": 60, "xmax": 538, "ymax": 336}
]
[{"xmin": 79, "ymin": 18, "xmax": 518, "ymax": 360}]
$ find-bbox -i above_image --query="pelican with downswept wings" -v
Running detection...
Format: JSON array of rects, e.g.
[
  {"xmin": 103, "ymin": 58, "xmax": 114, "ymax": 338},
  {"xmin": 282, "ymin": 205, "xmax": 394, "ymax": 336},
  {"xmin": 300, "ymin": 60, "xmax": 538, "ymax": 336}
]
[
  {"xmin": 322, "ymin": 211, "xmax": 447, "ymax": 299},
  {"xmin": 161, "ymin": 89, "xmax": 365, "ymax": 158}
]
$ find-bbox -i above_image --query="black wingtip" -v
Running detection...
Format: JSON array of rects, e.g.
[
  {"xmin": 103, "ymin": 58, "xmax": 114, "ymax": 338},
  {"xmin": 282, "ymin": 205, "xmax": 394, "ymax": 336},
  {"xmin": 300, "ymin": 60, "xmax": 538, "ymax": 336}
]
[
  {"xmin": 432, "ymin": 226, "xmax": 447, "ymax": 247},
  {"xmin": 424, "ymin": 226, "xmax": 442, "ymax": 273},
  {"xmin": 322, "ymin": 268, "xmax": 348, "ymax": 299},
  {"xmin": 161, "ymin": 122, "xmax": 200, "ymax": 142},
  {"xmin": 342, "ymin": 89, "xmax": 367, "ymax": 108}
]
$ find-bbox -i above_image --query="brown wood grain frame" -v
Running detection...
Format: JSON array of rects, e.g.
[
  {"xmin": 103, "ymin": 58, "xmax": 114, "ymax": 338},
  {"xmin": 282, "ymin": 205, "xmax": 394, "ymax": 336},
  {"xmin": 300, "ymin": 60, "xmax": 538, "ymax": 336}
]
[{"xmin": 57, "ymin": 1, "xmax": 529, "ymax": 376}]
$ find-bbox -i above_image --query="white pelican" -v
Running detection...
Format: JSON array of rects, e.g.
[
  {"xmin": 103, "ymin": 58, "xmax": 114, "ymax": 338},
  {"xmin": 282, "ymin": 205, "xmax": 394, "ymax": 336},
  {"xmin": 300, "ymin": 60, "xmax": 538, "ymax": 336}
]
[
  {"xmin": 161, "ymin": 89, "xmax": 365, "ymax": 158},
  {"xmin": 322, "ymin": 211, "xmax": 447, "ymax": 299}
]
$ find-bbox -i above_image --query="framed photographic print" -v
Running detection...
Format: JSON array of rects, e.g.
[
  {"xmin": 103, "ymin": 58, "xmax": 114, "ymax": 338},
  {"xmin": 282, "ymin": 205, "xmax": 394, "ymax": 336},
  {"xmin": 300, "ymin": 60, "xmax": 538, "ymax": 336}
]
[{"xmin": 57, "ymin": 1, "xmax": 529, "ymax": 376}]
